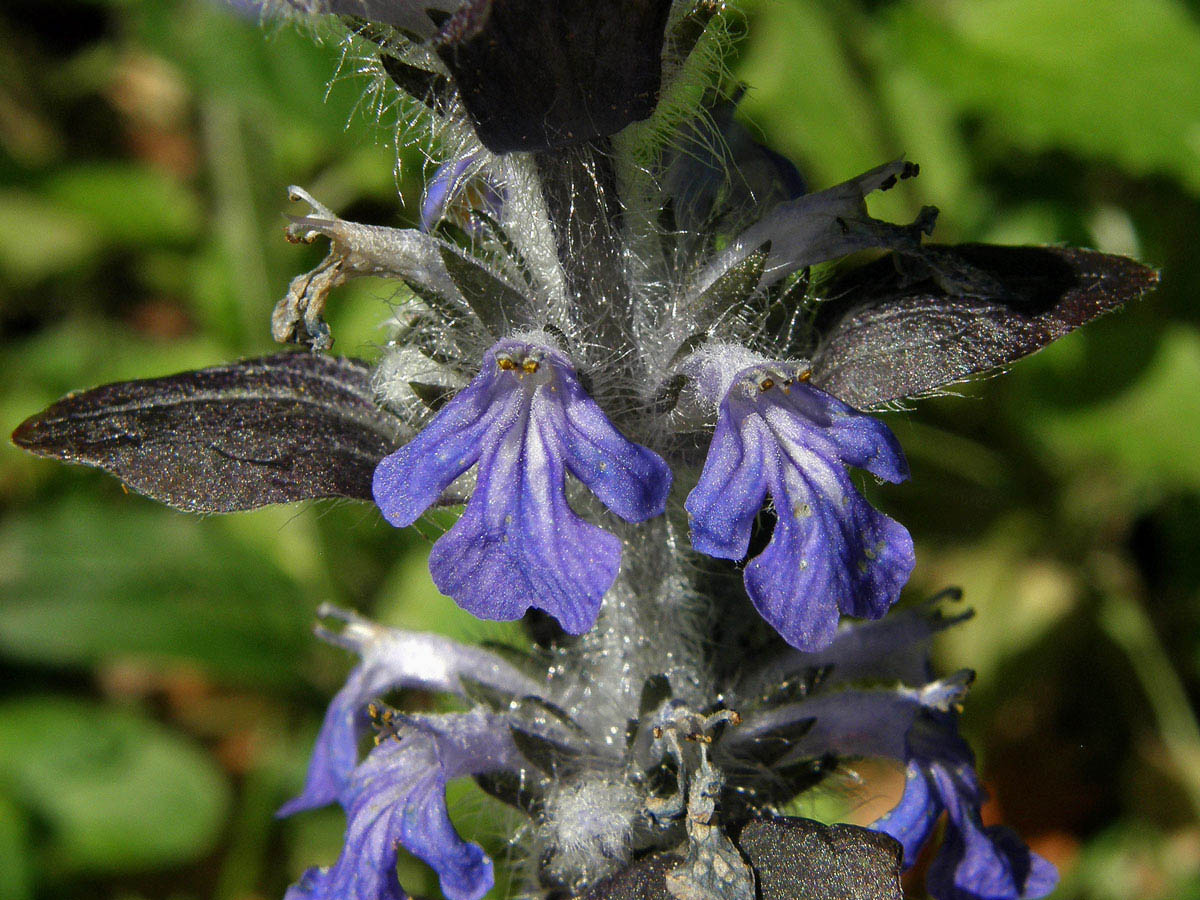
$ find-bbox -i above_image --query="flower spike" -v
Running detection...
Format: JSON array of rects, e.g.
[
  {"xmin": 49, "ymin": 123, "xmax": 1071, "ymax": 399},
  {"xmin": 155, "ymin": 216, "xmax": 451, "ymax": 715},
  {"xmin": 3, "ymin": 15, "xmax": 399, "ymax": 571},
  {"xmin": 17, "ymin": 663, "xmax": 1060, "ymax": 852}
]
[
  {"xmin": 686, "ymin": 360, "xmax": 914, "ymax": 651},
  {"xmin": 373, "ymin": 337, "xmax": 672, "ymax": 634}
]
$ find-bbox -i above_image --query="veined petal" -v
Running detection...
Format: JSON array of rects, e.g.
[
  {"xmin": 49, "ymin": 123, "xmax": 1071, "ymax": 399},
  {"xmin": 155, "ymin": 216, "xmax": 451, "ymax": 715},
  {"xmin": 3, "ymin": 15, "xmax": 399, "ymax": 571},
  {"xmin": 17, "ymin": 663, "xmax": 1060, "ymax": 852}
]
[
  {"xmin": 285, "ymin": 710, "xmax": 521, "ymax": 900},
  {"xmin": 429, "ymin": 403, "xmax": 621, "ymax": 634},
  {"xmin": 931, "ymin": 768, "xmax": 1057, "ymax": 900},
  {"xmin": 557, "ymin": 380, "xmax": 672, "ymax": 523},
  {"xmin": 376, "ymin": 338, "xmax": 669, "ymax": 635},
  {"xmin": 748, "ymin": 455, "xmax": 913, "ymax": 642},
  {"xmin": 280, "ymin": 606, "xmax": 543, "ymax": 816},
  {"xmin": 373, "ymin": 373, "xmax": 510, "ymax": 526},
  {"xmin": 688, "ymin": 364, "xmax": 913, "ymax": 650},
  {"xmin": 763, "ymin": 382, "xmax": 910, "ymax": 482},
  {"xmin": 278, "ymin": 661, "xmax": 384, "ymax": 817},
  {"xmin": 743, "ymin": 478, "xmax": 841, "ymax": 650},
  {"xmin": 872, "ymin": 763, "xmax": 940, "ymax": 867},
  {"xmin": 685, "ymin": 405, "xmax": 769, "ymax": 559},
  {"xmin": 868, "ymin": 715, "xmax": 1057, "ymax": 900}
]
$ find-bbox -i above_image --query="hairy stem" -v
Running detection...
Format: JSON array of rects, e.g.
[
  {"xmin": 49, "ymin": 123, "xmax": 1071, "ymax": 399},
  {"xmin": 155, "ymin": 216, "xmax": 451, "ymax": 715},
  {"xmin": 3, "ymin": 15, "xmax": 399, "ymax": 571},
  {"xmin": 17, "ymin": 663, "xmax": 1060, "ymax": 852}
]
[{"xmin": 534, "ymin": 142, "xmax": 635, "ymax": 363}]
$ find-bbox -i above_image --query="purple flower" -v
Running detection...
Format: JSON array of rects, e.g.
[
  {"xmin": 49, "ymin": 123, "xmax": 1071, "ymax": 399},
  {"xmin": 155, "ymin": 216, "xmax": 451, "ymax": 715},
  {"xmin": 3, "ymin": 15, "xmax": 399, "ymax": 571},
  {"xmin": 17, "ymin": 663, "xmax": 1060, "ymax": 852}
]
[
  {"xmin": 279, "ymin": 604, "xmax": 542, "ymax": 816},
  {"xmin": 685, "ymin": 360, "xmax": 914, "ymax": 651},
  {"xmin": 420, "ymin": 156, "xmax": 504, "ymax": 235},
  {"xmin": 872, "ymin": 715, "xmax": 1058, "ymax": 900},
  {"xmin": 285, "ymin": 708, "xmax": 524, "ymax": 900},
  {"xmin": 373, "ymin": 337, "xmax": 672, "ymax": 634}
]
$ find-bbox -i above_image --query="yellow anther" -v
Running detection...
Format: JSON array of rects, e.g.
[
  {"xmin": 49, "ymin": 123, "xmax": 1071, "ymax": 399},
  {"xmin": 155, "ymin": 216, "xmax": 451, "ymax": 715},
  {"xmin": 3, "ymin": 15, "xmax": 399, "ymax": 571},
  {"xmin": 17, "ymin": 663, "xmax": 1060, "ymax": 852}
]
[
  {"xmin": 759, "ymin": 377, "xmax": 775, "ymax": 392},
  {"xmin": 522, "ymin": 359, "xmax": 540, "ymax": 375},
  {"xmin": 797, "ymin": 369, "xmax": 812, "ymax": 383},
  {"xmin": 497, "ymin": 357, "xmax": 517, "ymax": 371}
]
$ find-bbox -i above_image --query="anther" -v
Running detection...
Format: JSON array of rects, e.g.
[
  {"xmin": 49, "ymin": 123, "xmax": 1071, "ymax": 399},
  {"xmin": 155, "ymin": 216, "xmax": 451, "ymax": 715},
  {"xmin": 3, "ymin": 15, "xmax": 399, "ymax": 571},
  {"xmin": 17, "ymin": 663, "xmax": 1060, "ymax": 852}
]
[
  {"xmin": 759, "ymin": 378, "xmax": 775, "ymax": 392},
  {"xmin": 497, "ymin": 357, "xmax": 517, "ymax": 371},
  {"xmin": 368, "ymin": 702, "xmax": 402, "ymax": 744},
  {"xmin": 798, "ymin": 369, "xmax": 812, "ymax": 383},
  {"xmin": 522, "ymin": 359, "xmax": 540, "ymax": 374}
]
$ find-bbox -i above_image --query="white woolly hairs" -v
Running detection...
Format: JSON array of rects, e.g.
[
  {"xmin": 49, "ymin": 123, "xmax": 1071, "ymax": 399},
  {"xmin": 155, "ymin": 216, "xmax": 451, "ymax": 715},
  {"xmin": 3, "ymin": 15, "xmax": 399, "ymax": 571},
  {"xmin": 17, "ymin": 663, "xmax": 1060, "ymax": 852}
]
[{"xmin": 539, "ymin": 776, "xmax": 642, "ymax": 889}]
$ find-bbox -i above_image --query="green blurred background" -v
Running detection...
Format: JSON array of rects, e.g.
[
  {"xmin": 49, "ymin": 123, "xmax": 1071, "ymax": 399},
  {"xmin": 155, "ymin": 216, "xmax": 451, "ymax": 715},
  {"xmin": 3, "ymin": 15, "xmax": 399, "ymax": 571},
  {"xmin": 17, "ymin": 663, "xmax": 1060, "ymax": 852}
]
[{"xmin": 2, "ymin": 1, "xmax": 1199, "ymax": 898}]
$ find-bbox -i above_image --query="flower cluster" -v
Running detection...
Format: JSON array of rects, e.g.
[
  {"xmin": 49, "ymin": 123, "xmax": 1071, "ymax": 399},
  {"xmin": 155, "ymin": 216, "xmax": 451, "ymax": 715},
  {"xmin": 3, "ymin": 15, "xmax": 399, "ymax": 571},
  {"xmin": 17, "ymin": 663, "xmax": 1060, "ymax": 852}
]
[{"xmin": 14, "ymin": 2, "xmax": 1159, "ymax": 900}]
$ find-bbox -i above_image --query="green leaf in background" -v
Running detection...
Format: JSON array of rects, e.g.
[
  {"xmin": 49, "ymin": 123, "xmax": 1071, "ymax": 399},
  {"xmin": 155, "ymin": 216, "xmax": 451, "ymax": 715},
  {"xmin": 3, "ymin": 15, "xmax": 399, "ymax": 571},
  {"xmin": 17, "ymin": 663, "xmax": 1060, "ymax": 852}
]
[
  {"xmin": 0, "ymin": 191, "xmax": 102, "ymax": 285},
  {"xmin": 918, "ymin": 513, "xmax": 1081, "ymax": 681},
  {"xmin": 736, "ymin": 2, "xmax": 894, "ymax": 185},
  {"xmin": 885, "ymin": 0, "xmax": 1200, "ymax": 195},
  {"xmin": 0, "ymin": 793, "xmax": 33, "ymax": 900},
  {"xmin": 0, "ymin": 496, "xmax": 316, "ymax": 687},
  {"xmin": 43, "ymin": 163, "xmax": 201, "ymax": 247},
  {"xmin": 1058, "ymin": 820, "xmax": 1200, "ymax": 900},
  {"xmin": 0, "ymin": 697, "xmax": 230, "ymax": 875},
  {"xmin": 1026, "ymin": 326, "xmax": 1200, "ymax": 497}
]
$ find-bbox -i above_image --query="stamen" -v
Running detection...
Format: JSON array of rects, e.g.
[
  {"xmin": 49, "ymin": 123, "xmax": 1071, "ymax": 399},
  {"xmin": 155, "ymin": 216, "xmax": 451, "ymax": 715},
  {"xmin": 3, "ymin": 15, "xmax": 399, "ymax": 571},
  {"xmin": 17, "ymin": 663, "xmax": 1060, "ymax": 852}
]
[{"xmin": 368, "ymin": 701, "xmax": 402, "ymax": 744}]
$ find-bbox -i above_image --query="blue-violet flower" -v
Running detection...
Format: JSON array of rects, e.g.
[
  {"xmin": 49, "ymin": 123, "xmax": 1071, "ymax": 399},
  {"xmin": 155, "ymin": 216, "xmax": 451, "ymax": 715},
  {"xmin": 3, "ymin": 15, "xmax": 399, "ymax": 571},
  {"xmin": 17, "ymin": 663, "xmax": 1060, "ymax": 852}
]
[
  {"xmin": 372, "ymin": 336, "xmax": 672, "ymax": 634},
  {"xmin": 279, "ymin": 604, "xmax": 541, "ymax": 816},
  {"xmin": 285, "ymin": 707, "xmax": 523, "ymax": 900},
  {"xmin": 420, "ymin": 155, "xmax": 503, "ymax": 235},
  {"xmin": 686, "ymin": 359, "xmax": 914, "ymax": 651},
  {"xmin": 872, "ymin": 713, "xmax": 1058, "ymax": 900}
]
